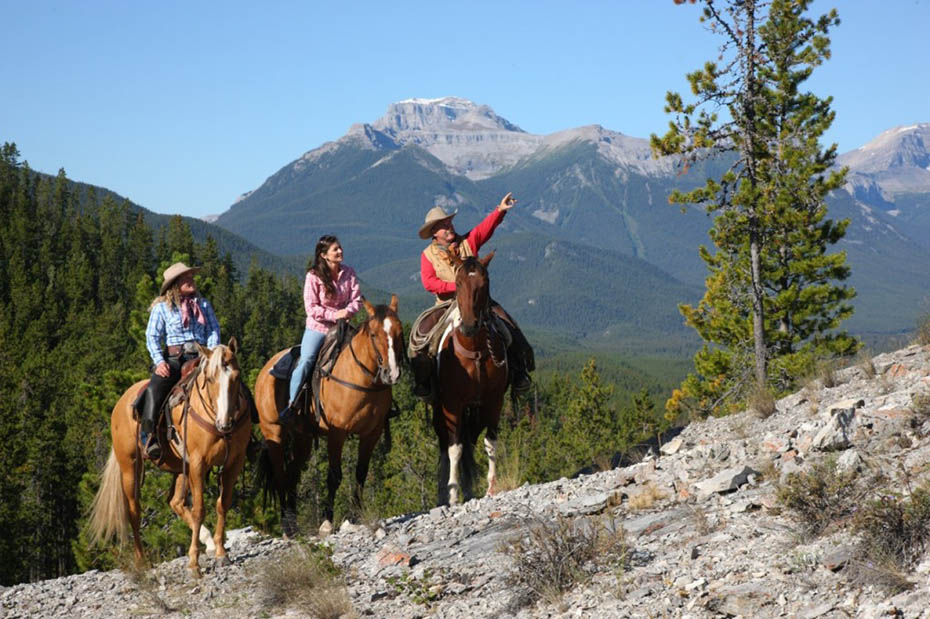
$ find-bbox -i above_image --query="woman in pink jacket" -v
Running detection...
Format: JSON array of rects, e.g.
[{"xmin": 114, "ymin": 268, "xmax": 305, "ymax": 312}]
[{"xmin": 284, "ymin": 235, "xmax": 362, "ymax": 419}]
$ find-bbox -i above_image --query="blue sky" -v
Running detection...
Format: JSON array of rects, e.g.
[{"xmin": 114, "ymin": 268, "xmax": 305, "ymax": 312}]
[{"xmin": 3, "ymin": 0, "xmax": 927, "ymax": 219}]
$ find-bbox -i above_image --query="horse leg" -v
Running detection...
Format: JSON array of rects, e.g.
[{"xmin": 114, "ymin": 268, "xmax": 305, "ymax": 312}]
[
  {"xmin": 265, "ymin": 439, "xmax": 297, "ymax": 538},
  {"xmin": 168, "ymin": 474, "xmax": 217, "ymax": 557},
  {"xmin": 213, "ymin": 454, "xmax": 246, "ymax": 567},
  {"xmin": 433, "ymin": 401, "xmax": 451, "ymax": 506},
  {"xmin": 353, "ymin": 428, "xmax": 382, "ymax": 520},
  {"xmin": 185, "ymin": 460, "xmax": 207, "ymax": 578},
  {"xmin": 447, "ymin": 442, "xmax": 464, "ymax": 506},
  {"xmin": 120, "ymin": 456, "xmax": 145, "ymax": 566},
  {"xmin": 320, "ymin": 429, "xmax": 346, "ymax": 536},
  {"xmin": 484, "ymin": 433, "xmax": 499, "ymax": 496}
]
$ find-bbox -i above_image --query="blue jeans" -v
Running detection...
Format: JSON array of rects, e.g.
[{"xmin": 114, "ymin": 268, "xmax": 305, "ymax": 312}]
[{"xmin": 289, "ymin": 328, "xmax": 326, "ymax": 404}]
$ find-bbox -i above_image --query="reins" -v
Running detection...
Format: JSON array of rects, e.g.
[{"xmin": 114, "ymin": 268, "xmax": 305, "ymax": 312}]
[
  {"xmin": 321, "ymin": 324, "xmax": 392, "ymax": 393},
  {"xmin": 174, "ymin": 355, "xmax": 248, "ymax": 501}
]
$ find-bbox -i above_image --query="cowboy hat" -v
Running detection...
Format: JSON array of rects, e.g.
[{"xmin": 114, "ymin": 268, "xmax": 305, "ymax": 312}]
[
  {"xmin": 160, "ymin": 262, "xmax": 202, "ymax": 294},
  {"xmin": 418, "ymin": 206, "xmax": 457, "ymax": 240}
]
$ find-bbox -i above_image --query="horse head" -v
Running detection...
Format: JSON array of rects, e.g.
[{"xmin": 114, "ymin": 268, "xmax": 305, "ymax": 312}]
[
  {"xmin": 361, "ymin": 295, "xmax": 404, "ymax": 385},
  {"xmin": 452, "ymin": 251, "xmax": 494, "ymax": 337},
  {"xmin": 196, "ymin": 337, "xmax": 243, "ymax": 434}
]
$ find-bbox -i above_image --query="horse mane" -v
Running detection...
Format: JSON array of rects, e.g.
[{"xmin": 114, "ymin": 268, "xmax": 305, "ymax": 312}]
[{"xmin": 204, "ymin": 344, "xmax": 225, "ymax": 377}]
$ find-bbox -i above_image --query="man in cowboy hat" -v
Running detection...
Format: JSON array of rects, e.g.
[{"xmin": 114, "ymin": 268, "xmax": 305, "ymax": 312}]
[
  {"xmin": 138, "ymin": 261, "xmax": 221, "ymax": 459},
  {"xmin": 409, "ymin": 192, "xmax": 534, "ymax": 399}
]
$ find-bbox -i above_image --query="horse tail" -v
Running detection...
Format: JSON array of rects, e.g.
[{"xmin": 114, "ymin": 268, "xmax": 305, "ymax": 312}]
[
  {"xmin": 253, "ymin": 441, "xmax": 278, "ymax": 510},
  {"xmin": 87, "ymin": 449, "xmax": 129, "ymax": 546}
]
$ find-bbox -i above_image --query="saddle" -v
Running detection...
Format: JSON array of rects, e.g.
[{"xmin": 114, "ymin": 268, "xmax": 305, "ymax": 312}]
[
  {"xmin": 269, "ymin": 320, "xmax": 357, "ymax": 423},
  {"xmin": 132, "ymin": 356, "xmax": 203, "ymax": 459}
]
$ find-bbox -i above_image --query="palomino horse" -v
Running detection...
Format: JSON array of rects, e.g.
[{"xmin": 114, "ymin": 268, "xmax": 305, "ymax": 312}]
[
  {"xmin": 434, "ymin": 252, "xmax": 509, "ymax": 505},
  {"xmin": 254, "ymin": 296, "xmax": 403, "ymax": 536},
  {"xmin": 88, "ymin": 339, "xmax": 251, "ymax": 578}
]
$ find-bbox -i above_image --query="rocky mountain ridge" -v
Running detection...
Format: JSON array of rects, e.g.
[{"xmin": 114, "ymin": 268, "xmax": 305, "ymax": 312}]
[
  {"xmin": 5, "ymin": 343, "xmax": 930, "ymax": 618},
  {"xmin": 215, "ymin": 97, "xmax": 930, "ymax": 344}
]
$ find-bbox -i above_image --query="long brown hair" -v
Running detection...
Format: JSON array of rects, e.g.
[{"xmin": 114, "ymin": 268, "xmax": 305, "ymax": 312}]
[{"xmin": 307, "ymin": 235, "xmax": 340, "ymax": 298}]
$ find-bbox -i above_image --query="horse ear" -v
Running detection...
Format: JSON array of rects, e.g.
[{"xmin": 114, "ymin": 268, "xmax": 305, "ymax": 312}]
[
  {"xmin": 389, "ymin": 294, "xmax": 398, "ymax": 313},
  {"xmin": 195, "ymin": 342, "xmax": 210, "ymax": 357},
  {"xmin": 480, "ymin": 250, "xmax": 495, "ymax": 268},
  {"xmin": 227, "ymin": 337, "xmax": 238, "ymax": 355},
  {"xmin": 362, "ymin": 296, "xmax": 376, "ymax": 318},
  {"xmin": 449, "ymin": 250, "xmax": 464, "ymax": 268}
]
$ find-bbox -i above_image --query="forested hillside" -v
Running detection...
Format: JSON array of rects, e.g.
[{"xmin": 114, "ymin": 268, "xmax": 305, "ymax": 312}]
[{"xmin": 0, "ymin": 142, "xmax": 677, "ymax": 585}]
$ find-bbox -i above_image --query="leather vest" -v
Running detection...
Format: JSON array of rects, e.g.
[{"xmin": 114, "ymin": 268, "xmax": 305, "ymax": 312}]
[{"xmin": 422, "ymin": 239, "xmax": 474, "ymax": 301}]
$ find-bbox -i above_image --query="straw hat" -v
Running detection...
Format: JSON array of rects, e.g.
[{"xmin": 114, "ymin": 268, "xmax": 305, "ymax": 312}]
[
  {"xmin": 418, "ymin": 206, "xmax": 456, "ymax": 240},
  {"xmin": 160, "ymin": 262, "xmax": 201, "ymax": 294}
]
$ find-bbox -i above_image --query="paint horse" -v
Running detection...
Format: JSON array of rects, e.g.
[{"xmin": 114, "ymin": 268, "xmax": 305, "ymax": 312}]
[
  {"xmin": 254, "ymin": 296, "xmax": 403, "ymax": 536},
  {"xmin": 88, "ymin": 339, "xmax": 251, "ymax": 577},
  {"xmin": 434, "ymin": 252, "xmax": 509, "ymax": 505}
]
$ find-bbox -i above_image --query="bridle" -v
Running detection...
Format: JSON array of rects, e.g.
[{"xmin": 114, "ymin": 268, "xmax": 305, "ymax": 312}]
[
  {"xmin": 322, "ymin": 320, "xmax": 399, "ymax": 393},
  {"xmin": 453, "ymin": 264, "xmax": 506, "ymax": 368}
]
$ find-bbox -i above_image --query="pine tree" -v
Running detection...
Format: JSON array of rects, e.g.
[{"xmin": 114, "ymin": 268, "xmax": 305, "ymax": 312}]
[{"xmin": 653, "ymin": 0, "xmax": 857, "ymax": 418}]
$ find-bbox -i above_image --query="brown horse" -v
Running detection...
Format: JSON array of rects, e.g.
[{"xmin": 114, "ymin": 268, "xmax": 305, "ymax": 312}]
[
  {"xmin": 254, "ymin": 296, "xmax": 403, "ymax": 536},
  {"xmin": 434, "ymin": 252, "xmax": 509, "ymax": 505},
  {"xmin": 88, "ymin": 339, "xmax": 251, "ymax": 578}
]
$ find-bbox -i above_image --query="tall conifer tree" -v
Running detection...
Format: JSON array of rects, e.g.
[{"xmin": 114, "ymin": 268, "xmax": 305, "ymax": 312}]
[{"xmin": 653, "ymin": 0, "xmax": 857, "ymax": 418}]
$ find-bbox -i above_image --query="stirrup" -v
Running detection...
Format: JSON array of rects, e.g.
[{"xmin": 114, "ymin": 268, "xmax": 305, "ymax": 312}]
[
  {"xmin": 141, "ymin": 432, "xmax": 162, "ymax": 460},
  {"xmin": 277, "ymin": 403, "xmax": 296, "ymax": 425},
  {"xmin": 511, "ymin": 371, "xmax": 532, "ymax": 395}
]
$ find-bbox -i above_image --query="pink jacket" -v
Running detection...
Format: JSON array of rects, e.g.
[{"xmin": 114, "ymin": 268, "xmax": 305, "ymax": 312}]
[{"xmin": 304, "ymin": 265, "xmax": 362, "ymax": 333}]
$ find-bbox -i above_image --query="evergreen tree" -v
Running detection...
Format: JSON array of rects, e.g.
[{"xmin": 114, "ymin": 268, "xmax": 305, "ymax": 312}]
[{"xmin": 652, "ymin": 0, "xmax": 857, "ymax": 418}]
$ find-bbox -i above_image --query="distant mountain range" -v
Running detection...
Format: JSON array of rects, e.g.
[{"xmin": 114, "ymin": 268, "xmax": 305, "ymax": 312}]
[{"xmin": 213, "ymin": 99, "xmax": 929, "ymax": 347}]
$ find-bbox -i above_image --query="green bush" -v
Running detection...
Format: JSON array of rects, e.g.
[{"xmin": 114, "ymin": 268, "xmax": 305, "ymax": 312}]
[{"xmin": 776, "ymin": 457, "xmax": 861, "ymax": 538}]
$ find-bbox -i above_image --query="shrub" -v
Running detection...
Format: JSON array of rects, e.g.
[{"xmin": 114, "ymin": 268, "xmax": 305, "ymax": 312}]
[
  {"xmin": 776, "ymin": 457, "xmax": 862, "ymax": 538},
  {"xmin": 259, "ymin": 542, "xmax": 354, "ymax": 618},
  {"xmin": 916, "ymin": 312, "xmax": 930, "ymax": 346},
  {"xmin": 911, "ymin": 392, "xmax": 930, "ymax": 421},
  {"xmin": 504, "ymin": 514, "xmax": 628, "ymax": 605},
  {"xmin": 853, "ymin": 484, "xmax": 930, "ymax": 573}
]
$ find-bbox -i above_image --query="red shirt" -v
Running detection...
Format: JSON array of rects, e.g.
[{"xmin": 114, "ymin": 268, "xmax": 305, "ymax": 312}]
[{"xmin": 420, "ymin": 207, "xmax": 506, "ymax": 298}]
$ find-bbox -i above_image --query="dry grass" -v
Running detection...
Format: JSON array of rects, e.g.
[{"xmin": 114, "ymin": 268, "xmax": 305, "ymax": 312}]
[
  {"xmin": 853, "ymin": 484, "xmax": 930, "ymax": 576},
  {"xmin": 259, "ymin": 542, "xmax": 355, "ymax": 619},
  {"xmin": 124, "ymin": 563, "xmax": 173, "ymax": 614},
  {"xmin": 627, "ymin": 483, "xmax": 668, "ymax": 510},
  {"xmin": 915, "ymin": 312, "xmax": 930, "ymax": 346},
  {"xmin": 749, "ymin": 383, "xmax": 777, "ymax": 419},
  {"xmin": 846, "ymin": 558, "xmax": 916, "ymax": 594},
  {"xmin": 504, "ymin": 513, "xmax": 628, "ymax": 605},
  {"xmin": 911, "ymin": 393, "xmax": 930, "ymax": 421},
  {"xmin": 494, "ymin": 442, "xmax": 525, "ymax": 494},
  {"xmin": 857, "ymin": 349, "xmax": 877, "ymax": 379}
]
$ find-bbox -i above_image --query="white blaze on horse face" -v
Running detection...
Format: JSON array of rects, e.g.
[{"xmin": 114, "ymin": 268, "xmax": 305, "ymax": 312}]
[
  {"xmin": 215, "ymin": 355, "xmax": 234, "ymax": 430},
  {"xmin": 382, "ymin": 317, "xmax": 401, "ymax": 384}
]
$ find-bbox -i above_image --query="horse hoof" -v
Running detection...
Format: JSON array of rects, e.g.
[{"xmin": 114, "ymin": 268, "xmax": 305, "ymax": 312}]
[
  {"xmin": 318, "ymin": 520, "xmax": 334, "ymax": 537},
  {"xmin": 190, "ymin": 567, "xmax": 202, "ymax": 579},
  {"xmin": 214, "ymin": 555, "xmax": 230, "ymax": 568}
]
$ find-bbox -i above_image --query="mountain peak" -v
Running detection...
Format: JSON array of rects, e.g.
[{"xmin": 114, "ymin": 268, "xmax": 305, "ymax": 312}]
[
  {"xmin": 373, "ymin": 97, "xmax": 525, "ymax": 134},
  {"xmin": 838, "ymin": 123, "xmax": 930, "ymax": 195}
]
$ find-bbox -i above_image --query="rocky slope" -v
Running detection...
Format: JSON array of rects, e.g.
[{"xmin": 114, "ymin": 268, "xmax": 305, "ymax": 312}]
[{"xmin": 5, "ymin": 343, "xmax": 930, "ymax": 618}]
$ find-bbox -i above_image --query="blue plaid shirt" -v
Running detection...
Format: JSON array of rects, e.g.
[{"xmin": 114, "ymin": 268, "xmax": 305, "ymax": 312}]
[{"xmin": 145, "ymin": 297, "xmax": 221, "ymax": 365}]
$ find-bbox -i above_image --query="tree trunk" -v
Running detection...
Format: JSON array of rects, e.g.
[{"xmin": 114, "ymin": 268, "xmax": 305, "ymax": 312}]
[{"xmin": 749, "ymin": 225, "xmax": 767, "ymax": 385}]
